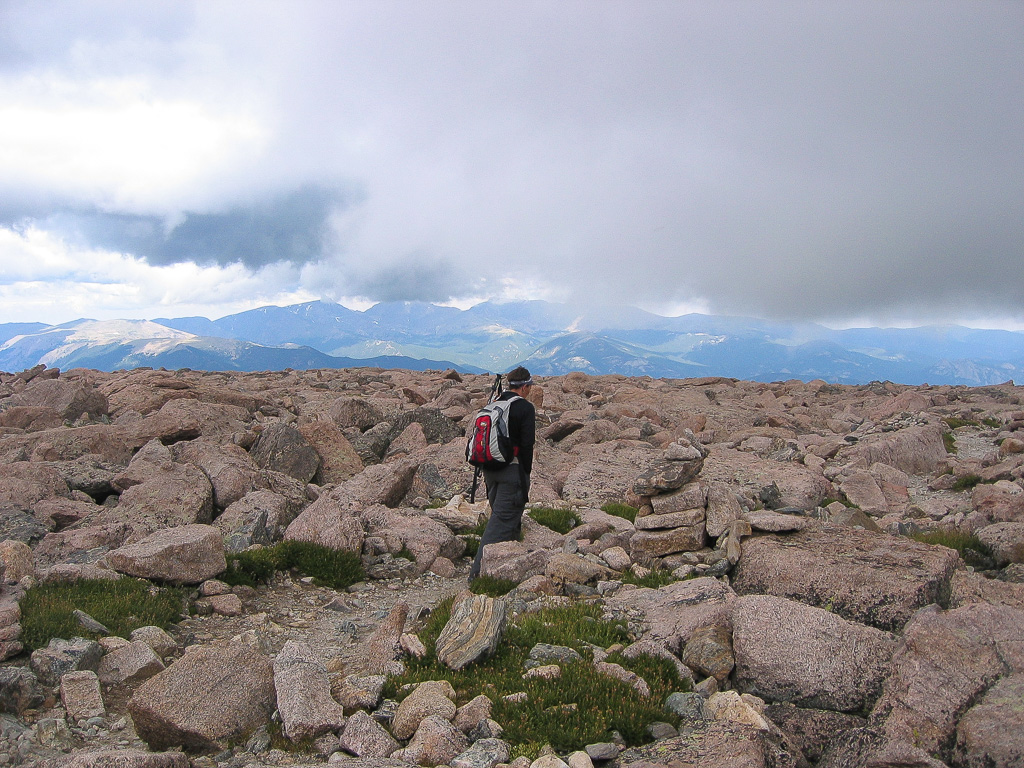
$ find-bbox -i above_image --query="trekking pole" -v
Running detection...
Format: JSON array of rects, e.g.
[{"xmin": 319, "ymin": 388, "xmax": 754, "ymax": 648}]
[{"xmin": 469, "ymin": 373, "xmax": 503, "ymax": 502}]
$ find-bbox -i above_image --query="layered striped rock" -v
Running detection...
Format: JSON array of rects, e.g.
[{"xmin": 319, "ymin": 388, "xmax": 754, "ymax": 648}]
[{"xmin": 435, "ymin": 594, "xmax": 507, "ymax": 671}]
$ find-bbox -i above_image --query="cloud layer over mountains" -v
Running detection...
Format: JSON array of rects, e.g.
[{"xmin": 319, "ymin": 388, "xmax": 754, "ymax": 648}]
[{"xmin": 1, "ymin": 2, "xmax": 1022, "ymax": 328}]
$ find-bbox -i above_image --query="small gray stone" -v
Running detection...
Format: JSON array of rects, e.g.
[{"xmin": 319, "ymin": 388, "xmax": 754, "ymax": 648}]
[
  {"xmin": 452, "ymin": 737, "xmax": 511, "ymax": 768},
  {"xmin": 585, "ymin": 742, "xmax": 621, "ymax": 761},
  {"xmin": 646, "ymin": 721, "xmax": 678, "ymax": 740},
  {"xmin": 72, "ymin": 610, "xmax": 109, "ymax": 634},
  {"xmin": 524, "ymin": 643, "xmax": 582, "ymax": 670},
  {"xmin": 665, "ymin": 692, "xmax": 708, "ymax": 722}
]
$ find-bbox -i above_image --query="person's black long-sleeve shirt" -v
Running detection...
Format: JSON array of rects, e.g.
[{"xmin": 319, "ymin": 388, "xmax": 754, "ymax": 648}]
[{"xmin": 499, "ymin": 390, "xmax": 536, "ymax": 474}]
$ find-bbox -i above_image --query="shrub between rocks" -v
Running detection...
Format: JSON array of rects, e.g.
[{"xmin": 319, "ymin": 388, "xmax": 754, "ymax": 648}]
[
  {"xmin": 600, "ymin": 502, "xmax": 638, "ymax": 523},
  {"xmin": 909, "ymin": 529, "xmax": 991, "ymax": 560},
  {"xmin": 19, "ymin": 578, "xmax": 187, "ymax": 651},
  {"xmin": 527, "ymin": 507, "xmax": 580, "ymax": 535},
  {"xmin": 469, "ymin": 575, "xmax": 519, "ymax": 597},
  {"xmin": 389, "ymin": 599, "xmax": 684, "ymax": 757},
  {"xmin": 220, "ymin": 541, "xmax": 364, "ymax": 590}
]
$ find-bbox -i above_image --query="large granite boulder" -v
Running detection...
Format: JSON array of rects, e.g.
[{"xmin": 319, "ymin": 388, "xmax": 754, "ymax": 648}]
[
  {"xmin": 835, "ymin": 424, "xmax": 949, "ymax": 475},
  {"xmin": 3, "ymin": 378, "xmax": 108, "ymax": 422},
  {"xmin": 296, "ymin": 419, "xmax": 364, "ymax": 483},
  {"xmin": 953, "ymin": 673, "xmax": 1024, "ymax": 768},
  {"xmin": 108, "ymin": 440, "xmax": 214, "ymax": 532},
  {"xmin": 249, "ymin": 423, "xmax": 320, "ymax": 483},
  {"xmin": 561, "ymin": 442, "xmax": 658, "ymax": 503},
  {"xmin": 361, "ymin": 505, "xmax": 465, "ymax": 571},
  {"xmin": 392, "ymin": 680, "xmax": 458, "ymax": 741},
  {"xmin": 128, "ymin": 645, "xmax": 276, "ymax": 752},
  {"xmin": 732, "ymin": 595, "xmax": 897, "ymax": 713},
  {"xmin": 701, "ymin": 447, "xmax": 833, "ymax": 509},
  {"xmin": 170, "ymin": 440, "xmax": 264, "ymax": 510},
  {"xmin": 732, "ymin": 527, "xmax": 960, "ymax": 631},
  {"xmin": 283, "ymin": 496, "xmax": 365, "ymax": 553},
  {"xmin": 976, "ymin": 521, "xmax": 1024, "ymax": 567},
  {"xmin": 104, "ymin": 524, "xmax": 226, "ymax": 584},
  {"xmin": 0, "ymin": 462, "xmax": 70, "ymax": 506}
]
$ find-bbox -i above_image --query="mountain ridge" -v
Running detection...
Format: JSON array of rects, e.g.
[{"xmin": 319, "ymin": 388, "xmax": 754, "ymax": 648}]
[{"xmin": 3, "ymin": 301, "xmax": 1023, "ymax": 385}]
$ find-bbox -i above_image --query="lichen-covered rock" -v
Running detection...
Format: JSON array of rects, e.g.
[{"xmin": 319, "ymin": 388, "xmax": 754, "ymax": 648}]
[
  {"xmin": 249, "ymin": 422, "xmax": 320, "ymax": 483},
  {"xmin": 872, "ymin": 602, "xmax": 1024, "ymax": 760},
  {"xmin": 976, "ymin": 521, "xmax": 1024, "ymax": 566},
  {"xmin": 681, "ymin": 624, "xmax": 735, "ymax": 683},
  {"xmin": 0, "ymin": 666, "xmax": 44, "ymax": 714},
  {"xmin": 0, "ymin": 539, "xmax": 35, "ymax": 581},
  {"xmin": 732, "ymin": 527, "xmax": 960, "ymax": 631},
  {"xmin": 634, "ymin": 459, "xmax": 704, "ymax": 496},
  {"xmin": 953, "ymin": 674, "xmax": 1024, "ymax": 768},
  {"xmin": 30, "ymin": 637, "xmax": 103, "ymax": 686}
]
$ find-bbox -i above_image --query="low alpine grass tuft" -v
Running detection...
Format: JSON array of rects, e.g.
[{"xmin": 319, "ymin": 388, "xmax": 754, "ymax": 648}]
[
  {"xmin": 220, "ymin": 541, "xmax": 364, "ymax": 590},
  {"xmin": 528, "ymin": 507, "xmax": 579, "ymax": 535},
  {"xmin": 19, "ymin": 578, "xmax": 187, "ymax": 651},
  {"xmin": 600, "ymin": 502, "xmax": 638, "ymax": 523}
]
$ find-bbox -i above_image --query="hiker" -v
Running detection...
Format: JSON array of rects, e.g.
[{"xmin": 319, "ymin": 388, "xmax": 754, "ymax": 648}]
[{"xmin": 469, "ymin": 366, "xmax": 537, "ymax": 581}]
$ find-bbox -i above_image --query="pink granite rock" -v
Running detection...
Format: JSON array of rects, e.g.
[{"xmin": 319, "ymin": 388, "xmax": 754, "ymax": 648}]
[
  {"xmin": 104, "ymin": 524, "xmax": 226, "ymax": 584},
  {"xmin": 128, "ymin": 644, "xmax": 275, "ymax": 752},
  {"xmin": 732, "ymin": 594, "xmax": 897, "ymax": 713}
]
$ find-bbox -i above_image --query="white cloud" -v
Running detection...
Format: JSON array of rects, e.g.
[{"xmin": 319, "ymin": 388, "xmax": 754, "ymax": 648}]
[
  {"xmin": 0, "ymin": 75, "xmax": 266, "ymax": 211},
  {"xmin": 0, "ymin": 226, "xmax": 317, "ymax": 324}
]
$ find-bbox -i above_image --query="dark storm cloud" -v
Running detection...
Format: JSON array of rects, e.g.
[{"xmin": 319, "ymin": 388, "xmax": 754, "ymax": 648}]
[
  {"xmin": 346, "ymin": 256, "xmax": 478, "ymax": 304},
  {"xmin": 27, "ymin": 185, "xmax": 351, "ymax": 269}
]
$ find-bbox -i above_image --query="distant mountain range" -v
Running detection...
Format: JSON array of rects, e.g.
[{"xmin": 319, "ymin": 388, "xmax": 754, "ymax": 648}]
[{"xmin": 2, "ymin": 300, "xmax": 1023, "ymax": 386}]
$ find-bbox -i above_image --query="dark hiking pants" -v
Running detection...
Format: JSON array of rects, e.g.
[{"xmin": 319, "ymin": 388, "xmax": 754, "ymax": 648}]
[{"xmin": 469, "ymin": 463, "xmax": 529, "ymax": 579}]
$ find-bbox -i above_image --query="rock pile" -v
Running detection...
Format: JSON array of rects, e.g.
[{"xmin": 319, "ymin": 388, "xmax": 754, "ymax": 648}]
[{"xmin": 0, "ymin": 365, "xmax": 1023, "ymax": 767}]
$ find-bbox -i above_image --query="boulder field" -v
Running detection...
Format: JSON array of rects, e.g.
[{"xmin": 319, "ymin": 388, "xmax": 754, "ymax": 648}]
[{"xmin": 0, "ymin": 364, "xmax": 1023, "ymax": 767}]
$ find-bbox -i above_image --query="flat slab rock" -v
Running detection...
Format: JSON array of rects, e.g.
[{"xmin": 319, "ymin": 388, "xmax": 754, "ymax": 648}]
[{"xmin": 731, "ymin": 526, "xmax": 960, "ymax": 632}]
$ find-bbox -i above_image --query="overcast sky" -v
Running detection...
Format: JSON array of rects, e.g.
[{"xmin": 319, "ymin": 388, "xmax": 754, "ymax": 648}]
[{"xmin": 1, "ymin": 0, "xmax": 1022, "ymax": 330}]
